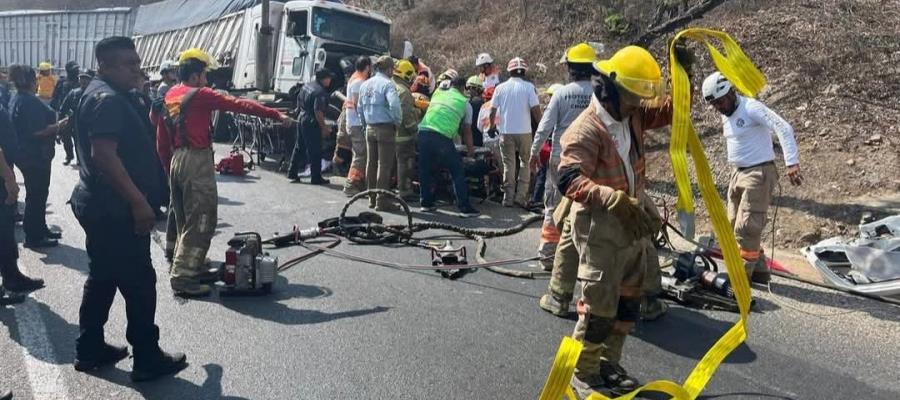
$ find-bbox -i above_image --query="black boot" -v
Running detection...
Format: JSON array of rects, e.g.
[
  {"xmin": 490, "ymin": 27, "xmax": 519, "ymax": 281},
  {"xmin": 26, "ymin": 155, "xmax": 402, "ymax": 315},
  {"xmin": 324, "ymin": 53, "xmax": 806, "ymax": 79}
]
[
  {"xmin": 131, "ymin": 349, "xmax": 188, "ymax": 382},
  {"xmin": 74, "ymin": 342, "xmax": 129, "ymax": 372},
  {"xmin": 0, "ymin": 262, "xmax": 44, "ymax": 293},
  {"xmin": 1, "ymin": 389, "xmax": 12, "ymax": 400}
]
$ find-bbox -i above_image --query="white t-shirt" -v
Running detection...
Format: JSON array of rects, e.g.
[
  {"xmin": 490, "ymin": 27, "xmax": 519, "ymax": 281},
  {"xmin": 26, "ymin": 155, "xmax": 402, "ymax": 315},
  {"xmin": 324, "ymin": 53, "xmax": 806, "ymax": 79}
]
[
  {"xmin": 723, "ymin": 96, "xmax": 799, "ymax": 168},
  {"xmin": 492, "ymin": 77, "xmax": 539, "ymax": 135},
  {"xmin": 345, "ymin": 77, "xmax": 365, "ymax": 127},
  {"xmin": 594, "ymin": 96, "xmax": 635, "ymax": 196}
]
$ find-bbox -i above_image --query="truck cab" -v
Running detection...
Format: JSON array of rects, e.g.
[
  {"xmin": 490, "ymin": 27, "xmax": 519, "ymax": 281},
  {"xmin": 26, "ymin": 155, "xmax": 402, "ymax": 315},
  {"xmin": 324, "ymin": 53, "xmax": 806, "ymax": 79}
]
[{"xmin": 274, "ymin": 1, "xmax": 391, "ymax": 95}]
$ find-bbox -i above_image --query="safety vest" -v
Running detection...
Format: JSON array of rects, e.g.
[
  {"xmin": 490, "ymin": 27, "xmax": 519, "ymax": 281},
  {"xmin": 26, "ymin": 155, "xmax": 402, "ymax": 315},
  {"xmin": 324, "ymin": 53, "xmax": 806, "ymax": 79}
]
[{"xmin": 419, "ymin": 88, "xmax": 467, "ymax": 139}]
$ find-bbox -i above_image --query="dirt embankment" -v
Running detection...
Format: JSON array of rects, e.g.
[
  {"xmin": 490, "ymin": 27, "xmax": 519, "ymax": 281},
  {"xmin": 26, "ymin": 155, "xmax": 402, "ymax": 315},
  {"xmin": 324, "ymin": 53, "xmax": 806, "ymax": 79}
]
[{"xmin": 356, "ymin": 0, "xmax": 900, "ymax": 249}]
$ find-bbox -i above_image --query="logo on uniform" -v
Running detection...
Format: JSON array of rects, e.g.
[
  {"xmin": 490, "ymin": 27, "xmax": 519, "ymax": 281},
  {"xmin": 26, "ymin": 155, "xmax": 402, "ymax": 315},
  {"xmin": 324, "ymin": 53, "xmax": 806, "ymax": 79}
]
[{"xmin": 736, "ymin": 118, "xmax": 746, "ymax": 128}]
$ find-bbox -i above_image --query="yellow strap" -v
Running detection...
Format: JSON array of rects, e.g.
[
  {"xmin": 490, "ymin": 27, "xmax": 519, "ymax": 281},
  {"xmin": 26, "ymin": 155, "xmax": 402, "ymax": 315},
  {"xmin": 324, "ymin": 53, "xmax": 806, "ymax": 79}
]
[{"xmin": 539, "ymin": 28, "xmax": 764, "ymax": 400}]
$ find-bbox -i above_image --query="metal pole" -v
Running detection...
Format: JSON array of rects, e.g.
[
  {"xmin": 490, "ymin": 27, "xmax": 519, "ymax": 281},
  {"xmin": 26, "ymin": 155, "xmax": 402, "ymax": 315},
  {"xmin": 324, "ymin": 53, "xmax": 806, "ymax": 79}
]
[{"xmin": 256, "ymin": 0, "xmax": 273, "ymax": 92}]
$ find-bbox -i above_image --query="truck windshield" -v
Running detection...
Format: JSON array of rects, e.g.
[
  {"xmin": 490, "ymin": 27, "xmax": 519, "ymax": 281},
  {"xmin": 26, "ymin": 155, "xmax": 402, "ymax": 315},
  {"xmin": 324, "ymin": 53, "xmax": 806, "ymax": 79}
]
[{"xmin": 311, "ymin": 7, "xmax": 389, "ymax": 53}]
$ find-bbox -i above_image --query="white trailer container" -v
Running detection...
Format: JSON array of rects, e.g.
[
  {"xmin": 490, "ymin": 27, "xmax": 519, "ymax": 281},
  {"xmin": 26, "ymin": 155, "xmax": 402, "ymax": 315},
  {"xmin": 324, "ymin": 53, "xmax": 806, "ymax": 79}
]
[
  {"xmin": 0, "ymin": 8, "xmax": 135, "ymax": 72},
  {"xmin": 132, "ymin": 0, "xmax": 391, "ymax": 95}
]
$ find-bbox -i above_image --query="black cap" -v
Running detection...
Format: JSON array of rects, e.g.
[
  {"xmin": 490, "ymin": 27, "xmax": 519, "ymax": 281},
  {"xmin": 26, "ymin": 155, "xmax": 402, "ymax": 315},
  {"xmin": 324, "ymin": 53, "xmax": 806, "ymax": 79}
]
[{"xmin": 315, "ymin": 68, "xmax": 334, "ymax": 81}]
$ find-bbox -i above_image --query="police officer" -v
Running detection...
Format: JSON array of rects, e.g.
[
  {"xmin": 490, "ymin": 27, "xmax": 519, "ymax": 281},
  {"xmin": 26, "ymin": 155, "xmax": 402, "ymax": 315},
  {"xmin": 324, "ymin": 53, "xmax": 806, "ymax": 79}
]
[
  {"xmin": 7, "ymin": 64, "xmax": 68, "ymax": 248},
  {"xmin": 288, "ymin": 68, "xmax": 334, "ymax": 184},
  {"xmin": 51, "ymin": 61, "xmax": 82, "ymax": 165},
  {"xmin": 0, "ymin": 94, "xmax": 44, "ymax": 293},
  {"xmin": 71, "ymin": 36, "xmax": 186, "ymax": 381}
]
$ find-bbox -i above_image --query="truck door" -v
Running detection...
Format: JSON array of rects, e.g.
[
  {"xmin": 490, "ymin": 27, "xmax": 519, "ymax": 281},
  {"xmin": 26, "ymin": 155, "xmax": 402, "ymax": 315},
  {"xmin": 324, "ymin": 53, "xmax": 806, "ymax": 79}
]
[{"xmin": 275, "ymin": 10, "xmax": 310, "ymax": 93}]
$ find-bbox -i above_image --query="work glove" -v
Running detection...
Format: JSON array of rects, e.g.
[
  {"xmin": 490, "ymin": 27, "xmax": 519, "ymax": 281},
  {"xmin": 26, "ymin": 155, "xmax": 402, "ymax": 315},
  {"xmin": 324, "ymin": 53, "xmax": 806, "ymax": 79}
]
[
  {"xmin": 606, "ymin": 190, "xmax": 654, "ymax": 241},
  {"xmin": 673, "ymin": 39, "xmax": 697, "ymax": 76}
]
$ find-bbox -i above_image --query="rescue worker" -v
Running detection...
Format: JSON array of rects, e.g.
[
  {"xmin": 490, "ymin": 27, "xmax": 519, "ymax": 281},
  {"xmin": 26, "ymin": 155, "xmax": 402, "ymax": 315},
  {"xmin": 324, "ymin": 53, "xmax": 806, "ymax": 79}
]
[
  {"xmin": 358, "ymin": 55, "xmax": 402, "ymax": 210},
  {"xmin": 8, "ymin": 64, "xmax": 68, "ymax": 248},
  {"xmin": 489, "ymin": 57, "xmax": 542, "ymax": 208},
  {"xmin": 417, "ymin": 76, "xmax": 480, "ymax": 217},
  {"xmin": 36, "ymin": 62, "xmax": 57, "ymax": 104},
  {"xmin": 530, "ymin": 43, "xmax": 596, "ymax": 272},
  {"xmin": 392, "ymin": 59, "xmax": 421, "ymax": 200},
  {"xmin": 288, "ymin": 68, "xmax": 334, "ymax": 184},
  {"xmin": 155, "ymin": 60, "xmax": 179, "ymax": 100},
  {"xmin": 475, "ymin": 53, "xmax": 501, "ymax": 91},
  {"xmin": 408, "ymin": 56, "xmax": 435, "ymax": 93},
  {"xmin": 558, "ymin": 45, "xmax": 691, "ymax": 397},
  {"xmin": 56, "ymin": 70, "xmax": 93, "ymax": 166},
  {"xmin": 51, "ymin": 61, "xmax": 81, "ymax": 165},
  {"xmin": 342, "ymin": 56, "xmax": 372, "ymax": 195},
  {"xmin": 477, "ymin": 87, "xmax": 502, "ymax": 175},
  {"xmin": 702, "ymin": 71, "xmax": 802, "ymax": 283},
  {"xmin": 71, "ymin": 36, "xmax": 186, "ymax": 381},
  {"xmin": 465, "ymin": 76, "xmax": 485, "ymax": 147},
  {"xmin": 0, "ymin": 94, "xmax": 44, "ymax": 293},
  {"xmin": 153, "ymin": 48, "xmax": 295, "ymax": 297}
]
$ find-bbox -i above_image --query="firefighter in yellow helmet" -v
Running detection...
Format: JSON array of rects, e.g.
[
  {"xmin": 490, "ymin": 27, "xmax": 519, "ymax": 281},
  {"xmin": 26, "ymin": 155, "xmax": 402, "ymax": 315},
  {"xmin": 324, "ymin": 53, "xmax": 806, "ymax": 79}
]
[
  {"xmin": 392, "ymin": 59, "xmax": 422, "ymax": 200},
  {"xmin": 36, "ymin": 62, "xmax": 58, "ymax": 102},
  {"xmin": 557, "ymin": 44, "xmax": 694, "ymax": 398},
  {"xmin": 154, "ymin": 48, "xmax": 295, "ymax": 297}
]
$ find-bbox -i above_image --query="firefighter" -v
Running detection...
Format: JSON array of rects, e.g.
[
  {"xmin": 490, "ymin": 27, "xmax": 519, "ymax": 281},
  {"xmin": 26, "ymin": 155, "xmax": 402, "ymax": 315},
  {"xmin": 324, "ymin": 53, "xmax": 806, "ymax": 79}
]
[
  {"xmin": 35, "ymin": 62, "xmax": 57, "ymax": 104},
  {"xmin": 392, "ymin": 59, "xmax": 421, "ymax": 200},
  {"xmin": 358, "ymin": 55, "xmax": 402, "ymax": 210},
  {"xmin": 702, "ymin": 71, "xmax": 802, "ymax": 283},
  {"xmin": 152, "ymin": 48, "xmax": 296, "ymax": 297},
  {"xmin": 558, "ymin": 45, "xmax": 692, "ymax": 397},
  {"xmin": 341, "ymin": 56, "xmax": 372, "ymax": 195},
  {"xmin": 529, "ymin": 43, "xmax": 596, "ymax": 273},
  {"xmin": 71, "ymin": 36, "xmax": 186, "ymax": 382}
]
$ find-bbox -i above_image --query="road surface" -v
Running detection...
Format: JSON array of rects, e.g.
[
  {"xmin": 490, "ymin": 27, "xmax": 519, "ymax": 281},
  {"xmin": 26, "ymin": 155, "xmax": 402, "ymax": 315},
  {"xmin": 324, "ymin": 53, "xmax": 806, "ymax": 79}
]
[{"xmin": 2, "ymin": 148, "xmax": 899, "ymax": 399}]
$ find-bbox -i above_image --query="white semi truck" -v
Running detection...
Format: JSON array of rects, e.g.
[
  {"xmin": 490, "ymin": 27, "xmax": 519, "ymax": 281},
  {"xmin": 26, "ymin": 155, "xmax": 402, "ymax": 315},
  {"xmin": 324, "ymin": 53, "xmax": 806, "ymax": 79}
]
[{"xmin": 133, "ymin": 0, "xmax": 391, "ymax": 97}]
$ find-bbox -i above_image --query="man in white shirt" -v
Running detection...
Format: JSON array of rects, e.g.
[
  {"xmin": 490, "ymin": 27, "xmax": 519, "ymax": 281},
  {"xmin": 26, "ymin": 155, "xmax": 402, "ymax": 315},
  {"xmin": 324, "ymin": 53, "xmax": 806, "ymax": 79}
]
[
  {"xmin": 702, "ymin": 72, "xmax": 803, "ymax": 284},
  {"xmin": 489, "ymin": 57, "xmax": 542, "ymax": 207}
]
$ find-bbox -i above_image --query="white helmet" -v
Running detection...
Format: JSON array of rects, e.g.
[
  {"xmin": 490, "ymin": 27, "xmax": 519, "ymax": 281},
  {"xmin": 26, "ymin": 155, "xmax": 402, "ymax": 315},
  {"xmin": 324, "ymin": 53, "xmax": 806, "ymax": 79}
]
[
  {"xmin": 475, "ymin": 53, "xmax": 494, "ymax": 67},
  {"xmin": 702, "ymin": 72, "xmax": 733, "ymax": 102}
]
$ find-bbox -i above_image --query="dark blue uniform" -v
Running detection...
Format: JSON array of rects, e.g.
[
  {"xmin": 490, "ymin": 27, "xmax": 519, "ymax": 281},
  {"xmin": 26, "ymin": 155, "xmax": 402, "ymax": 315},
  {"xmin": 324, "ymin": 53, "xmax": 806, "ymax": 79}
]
[
  {"xmin": 288, "ymin": 80, "xmax": 330, "ymax": 182},
  {"xmin": 9, "ymin": 91, "xmax": 56, "ymax": 243},
  {"xmin": 0, "ymin": 105, "xmax": 18, "ymax": 267},
  {"xmin": 70, "ymin": 78, "xmax": 167, "ymax": 360}
]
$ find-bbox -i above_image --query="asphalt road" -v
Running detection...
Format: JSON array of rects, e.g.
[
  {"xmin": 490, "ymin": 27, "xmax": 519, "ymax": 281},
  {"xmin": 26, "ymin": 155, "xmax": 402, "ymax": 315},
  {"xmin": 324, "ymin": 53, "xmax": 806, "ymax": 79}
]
[{"xmin": 2, "ymin": 148, "xmax": 899, "ymax": 400}]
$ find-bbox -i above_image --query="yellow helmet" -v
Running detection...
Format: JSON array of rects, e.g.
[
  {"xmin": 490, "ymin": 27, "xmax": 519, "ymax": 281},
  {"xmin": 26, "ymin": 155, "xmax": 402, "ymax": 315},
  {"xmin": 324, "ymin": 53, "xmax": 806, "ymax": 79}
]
[
  {"xmin": 38, "ymin": 62, "xmax": 53, "ymax": 71},
  {"xmin": 545, "ymin": 83, "xmax": 564, "ymax": 96},
  {"xmin": 565, "ymin": 43, "xmax": 596, "ymax": 64},
  {"xmin": 393, "ymin": 59, "xmax": 416, "ymax": 81},
  {"xmin": 178, "ymin": 48, "xmax": 219, "ymax": 71},
  {"xmin": 594, "ymin": 45, "xmax": 663, "ymax": 99}
]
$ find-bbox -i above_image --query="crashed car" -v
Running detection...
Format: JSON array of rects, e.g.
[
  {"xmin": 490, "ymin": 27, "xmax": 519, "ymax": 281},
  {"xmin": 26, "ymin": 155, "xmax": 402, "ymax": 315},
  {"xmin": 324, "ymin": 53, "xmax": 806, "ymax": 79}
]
[{"xmin": 802, "ymin": 215, "xmax": 900, "ymax": 298}]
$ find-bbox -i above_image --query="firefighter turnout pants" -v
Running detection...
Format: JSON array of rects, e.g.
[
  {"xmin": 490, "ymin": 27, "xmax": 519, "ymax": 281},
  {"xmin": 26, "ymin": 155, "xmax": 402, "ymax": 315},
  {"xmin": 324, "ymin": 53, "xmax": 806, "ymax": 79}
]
[
  {"xmin": 169, "ymin": 148, "xmax": 217, "ymax": 284},
  {"xmin": 395, "ymin": 131, "xmax": 417, "ymax": 197},
  {"xmin": 569, "ymin": 205, "xmax": 648, "ymax": 376},
  {"xmin": 538, "ymin": 157, "xmax": 562, "ymax": 270},
  {"xmin": 343, "ymin": 125, "xmax": 367, "ymax": 194},
  {"xmin": 727, "ymin": 162, "xmax": 777, "ymax": 275}
]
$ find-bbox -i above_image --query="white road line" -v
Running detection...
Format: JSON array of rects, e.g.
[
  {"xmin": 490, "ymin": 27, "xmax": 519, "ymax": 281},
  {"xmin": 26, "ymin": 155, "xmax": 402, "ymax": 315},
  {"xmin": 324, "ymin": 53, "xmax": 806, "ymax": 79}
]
[{"xmin": 13, "ymin": 298, "xmax": 71, "ymax": 400}]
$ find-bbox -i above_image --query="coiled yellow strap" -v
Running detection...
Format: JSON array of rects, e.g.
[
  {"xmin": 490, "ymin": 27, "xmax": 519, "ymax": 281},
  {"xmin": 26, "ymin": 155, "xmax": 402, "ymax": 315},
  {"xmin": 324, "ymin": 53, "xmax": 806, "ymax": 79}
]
[{"xmin": 539, "ymin": 28, "xmax": 766, "ymax": 400}]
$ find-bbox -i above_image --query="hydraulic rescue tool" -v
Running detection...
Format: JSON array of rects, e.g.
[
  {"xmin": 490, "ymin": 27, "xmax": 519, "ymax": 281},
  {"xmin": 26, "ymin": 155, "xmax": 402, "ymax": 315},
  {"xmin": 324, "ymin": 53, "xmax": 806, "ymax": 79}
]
[
  {"xmin": 220, "ymin": 232, "xmax": 279, "ymax": 296},
  {"xmin": 660, "ymin": 251, "xmax": 751, "ymax": 312},
  {"xmin": 215, "ymin": 148, "xmax": 254, "ymax": 176}
]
